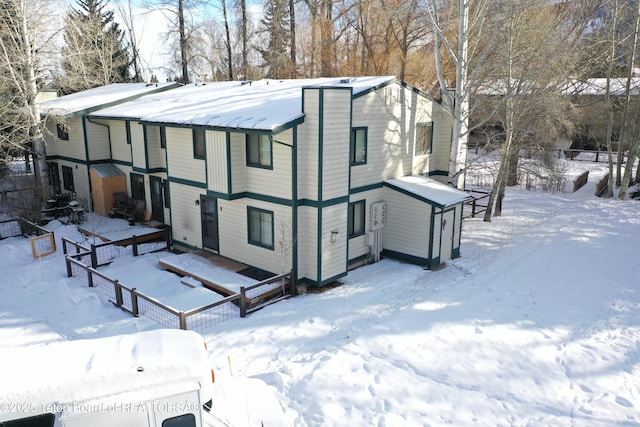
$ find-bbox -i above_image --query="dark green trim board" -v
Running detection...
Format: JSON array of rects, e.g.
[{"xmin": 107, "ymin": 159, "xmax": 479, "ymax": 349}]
[
  {"xmin": 81, "ymin": 116, "xmax": 93, "ymax": 197},
  {"xmin": 381, "ymin": 249, "xmax": 430, "ymax": 267},
  {"xmin": 142, "ymin": 125, "xmax": 150, "ymax": 170},
  {"xmin": 317, "ymin": 89, "xmax": 324, "ymax": 283},
  {"xmin": 428, "ymin": 207, "xmax": 437, "ymax": 265},
  {"xmin": 428, "ymin": 170, "xmax": 449, "ymax": 177},
  {"xmin": 291, "ymin": 125, "xmax": 299, "ymax": 286},
  {"xmin": 383, "ymin": 182, "xmax": 447, "ymax": 209},
  {"xmin": 226, "ymin": 132, "xmax": 232, "ymax": 194},
  {"xmin": 137, "ymin": 119, "xmax": 304, "ymax": 135},
  {"xmin": 173, "ymin": 240, "xmax": 201, "ymax": 252},
  {"xmin": 111, "ymin": 159, "xmax": 133, "ymax": 167},
  {"xmin": 297, "ymin": 196, "xmax": 348, "ymax": 208},
  {"xmin": 168, "ymin": 176, "xmax": 207, "ymax": 189},
  {"xmin": 46, "ymin": 155, "xmax": 115, "ymax": 166},
  {"xmin": 350, "ymin": 182, "xmax": 383, "ymax": 194}
]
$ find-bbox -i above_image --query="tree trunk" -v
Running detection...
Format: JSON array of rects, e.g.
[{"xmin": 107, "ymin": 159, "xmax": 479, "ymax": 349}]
[
  {"xmin": 506, "ymin": 148, "xmax": 518, "ymax": 186},
  {"xmin": 221, "ymin": 0, "xmax": 233, "ymax": 80},
  {"xmin": 289, "ymin": 0, "xmax": 297, "ymax": 78},
  {"xmin": 241, "ymin": 0, "xmax": 248, "ymax": 79},
  {"xmin": 178, "ymin": 0, "xmax": 189, "ymax": 83}
]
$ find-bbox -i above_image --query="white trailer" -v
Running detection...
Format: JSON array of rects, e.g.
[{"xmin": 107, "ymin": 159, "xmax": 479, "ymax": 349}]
[{"xmin": 0, "ymin": 329, "xmax": 217, "ymax": 427}]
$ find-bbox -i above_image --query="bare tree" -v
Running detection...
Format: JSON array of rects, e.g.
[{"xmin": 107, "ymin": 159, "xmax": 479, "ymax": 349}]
[{"xmin": 114, "ymin": 0, "xmax": 145, "ymax": 82}]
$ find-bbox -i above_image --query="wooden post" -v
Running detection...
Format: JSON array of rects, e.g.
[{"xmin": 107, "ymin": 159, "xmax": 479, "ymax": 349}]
[
  {"xmin": 132, "ymin": 235, "xmax": 138, "ymax": 257},
  {"xmin": 240, "ymin": 287, "xmax": 247, "ymax": 318},
  {"xmin": 179, "ymin": 312, "xmax": 187, "ymax": 330},
  {"xmin": 65, "ymin": 256, "xmax": 72, "ymax": 278},
  {"xmin": 91, "ymin": 244, "xmax": 98, "ymax": 268},
  {"xmin": 87, "ymin": 268, "xmax": 94, "ymax": 288},
  {"xmin": 472, "ymin": 198, "xmax": 477, "ymax": 218},
  {"xmin": 114, "ymin": 280, "xmax": 123, "ymax": 307},
  {"xmin": 165, "ymin": 226, "xmax": 172, "ymax": 251},
  {"xmin": 131, "ymin": 289, "xmax": 139, "ymax": 316}
]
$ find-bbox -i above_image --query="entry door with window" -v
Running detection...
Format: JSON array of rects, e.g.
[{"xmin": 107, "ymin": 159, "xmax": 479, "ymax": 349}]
[
  {"xmin": 149, "ymin": 176, "xmax": 165, "ymax": 222},
  {"xmin": 201, "ymin": 196, "xmax": 219, "ymax": 251}
]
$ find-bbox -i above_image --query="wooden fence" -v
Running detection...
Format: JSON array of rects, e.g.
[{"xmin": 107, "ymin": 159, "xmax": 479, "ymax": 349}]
[
  {"xmin": 463, "ymin": 190, "xmax": 490, "ymax": 219},
  {"xmin": 64, "ymin": 250, "xmax": 294, "ymax": 333},
  {"xmin": 0, "ymin": 217, "xmax": 53, "ymax": 240}
]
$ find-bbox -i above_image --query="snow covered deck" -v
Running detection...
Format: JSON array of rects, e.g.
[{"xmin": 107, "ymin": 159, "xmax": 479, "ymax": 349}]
[
  {"xmin": 159, "ymin": 252, "xmax": 258, "ymax": 296},
  {"xmin": 78, "ymin": 213, "xmax": 166, "ymax": 242}
]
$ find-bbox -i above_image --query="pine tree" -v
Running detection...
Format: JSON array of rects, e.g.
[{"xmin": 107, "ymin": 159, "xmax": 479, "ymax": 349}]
[
  {"xmin": 258, "ymin": 0, "xmax": 291, "ymax": 79},
  {"xmin": 59, "ymin": 0, "xmax": 130, "ymax": 94}
]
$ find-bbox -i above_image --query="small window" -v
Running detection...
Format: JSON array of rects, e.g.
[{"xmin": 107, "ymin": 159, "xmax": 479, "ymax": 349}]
[
  {"xmin": 415, "ymin": 122, "xmax": 433, "ymax": 156},
  {"xmin": 56, "ymin": 123, "xmax": 69, "ymax": 140},
  {"xmin": 351, "ymin": 127, "xmax": 367, "ymax": 165},
  {"xmin": 246, "ymin": 134, "xmax": 272, "ymax": 168},
  {"xmin": 125, "ymin": 121, "xmax": 132, "ymax": 145},
  {"xmin": 161, "ymin": 413, "xmax": 196, "ymax": 427},
  {"xmin": 1, "ymin": 413, "xmax": 55, "ymax": 427},
  {"xmin": 349, "ymin": 200, "xmax": 365, "ymax": 237},
  {"xmin": 62, "ymin": 165, "xmax": 74, "ymax": 191},
  {"xmin": 247, "ymin": 207, "xmax": 274, "ymax": 249},
  {"xmin": 160, "ymin": 126, "xmax": 167, "ymax": 149},
  {"xmin": 193, "ymin": 129, "xmax": 205, "ymax": 159},
  {"xmin": 130, "ymin": 173, "xmax": 145, "ymax": 200}
]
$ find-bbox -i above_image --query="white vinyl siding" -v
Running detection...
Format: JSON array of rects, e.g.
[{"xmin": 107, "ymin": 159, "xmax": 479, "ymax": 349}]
[
  {"xmin": 168, "ymin": 181, "xmax": 203, "ymax": 248},
  {"xmin": 110, "ymin": 120, "xmax": 132, "ymax": 163},
  {"xmin": 245, "ymin": 133, "xmax": 292, "ymax": 200},
  {"xmin": 85, "ymin": 119, "xmax": 110, "ymax": 161},
  {"xmin": 56, "ymin": 159, "xmax": 91, "ymax": 207},
  {"xmin": 131, "ymin": 122, "xmax": 146, "ymax": 170},
  {"xmin": 347, "ymin": 189, "xmax": 383, "ymax": 262},
  {"xmin": 382, "ymin": 187, "xmax": 432, "ymax": 260},
  {"xmin": 206, "ymin": 130, "xmax": 228, "ymax": 194},
  {"xmin": 165, "ymin": 127, "xmax": 206, "ymax": 184},
  {"xmin": 229, "ymin": 133, "xmax": 246, "ymax": 193},
  {"xmin": 44, "ymin": 117, "xmax": 86, "ymax": 160},
  {"xmin": 297, "ymin": 206, "xmax": 317, "ymax": 282},
  {"xmin": 217, "ymin": 199, "xmax": 292, "ymax": 274},
  {"xmin": 321, "ymin": 89, "xmax": 351, "ymax": 201},
  {"xmin": 428, "ymin": 104, "xmax": 454, "ymax": 181},
  {"xmin": 300, "ymin": 89, "xmax": 320, "ymax": 201},
  {"xmin": 320, "ymin": 203, "xmax": 348, "ymax": 281}
]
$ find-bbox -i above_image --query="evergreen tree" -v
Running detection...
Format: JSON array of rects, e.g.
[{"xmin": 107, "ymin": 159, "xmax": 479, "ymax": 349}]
[
  {"xmin": 60, "ymin": 0, "xmax": 130, "ymax": 94},
  {"xmin": 258, "ymin": 0, "xmax": 291, "ymax": 79}
]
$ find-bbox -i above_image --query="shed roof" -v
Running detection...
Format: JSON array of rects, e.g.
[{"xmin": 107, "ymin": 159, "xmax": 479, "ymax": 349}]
[
  {"xmin": 90, "ymin": 163, "xmax": 125, "ymax": 178},
  {"xmin": 384, "ymin": 176, "xmax": 471, "ymax": 208},
  {"xmin": 89, "ymin": 76, "xmax": 398, "ymax": 132},
  {"xmin": 39, "ymin": 82, "xmax": 179, "ymax": 116}
]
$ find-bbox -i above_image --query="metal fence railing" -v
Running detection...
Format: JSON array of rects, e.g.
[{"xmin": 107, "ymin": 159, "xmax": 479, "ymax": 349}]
[
  {"xmin": 64, "ymin": 250, "xmax": 293, "ymax": 333},
  {"xmin": 0, "ymin": 217, "xmax": 53, "ymax": 240}
]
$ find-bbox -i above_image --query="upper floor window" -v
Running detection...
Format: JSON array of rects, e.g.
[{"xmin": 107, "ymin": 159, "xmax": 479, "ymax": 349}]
[
  {"xmin": 246, "ymin": 134, "xmax": 272, "ymax": 168},
  {"xmin": 415, "ymin": 122, "xmax": 433, "ymax": 156},
  {"xmin": 62, "ymin": 165, "xmax": 74, "ymax": 191},
  {"xmin": 56, "ymin": 124, "xmax": 69, "ymax": 140},
  {"xmin": 351, "ymin": 127, "xmax": 367, "ymax": 165},
  {"xmin": 125, "ymin": 121, "xmax": 132, "ymax": 145},
  {"xmin": 160, "ymin": 126, "xmax": 167, "ymax": 149},
  {"xmin": 193, "ymin": 128, "xmax": 205, "ymax": 159}
]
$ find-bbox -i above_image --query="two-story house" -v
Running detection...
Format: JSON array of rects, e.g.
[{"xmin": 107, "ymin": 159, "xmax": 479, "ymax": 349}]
[{"xmin": 46, "ymin": 77, "xmax": 469, "ymax": 287}]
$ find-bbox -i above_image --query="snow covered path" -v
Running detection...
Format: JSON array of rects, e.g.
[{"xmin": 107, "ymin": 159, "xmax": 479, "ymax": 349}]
[{"xmin": 203, "ymin": 189, "xmax": 640, "ymax": 426}]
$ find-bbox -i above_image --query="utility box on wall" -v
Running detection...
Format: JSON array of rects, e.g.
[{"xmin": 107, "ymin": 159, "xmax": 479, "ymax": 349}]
[
  {"xmin": 90, "ymin": 164, "xmax": 127, "ymax": 216},
  {"xmin": 370, "ymin": 201, "xmax": 387, "ymax": 230}
]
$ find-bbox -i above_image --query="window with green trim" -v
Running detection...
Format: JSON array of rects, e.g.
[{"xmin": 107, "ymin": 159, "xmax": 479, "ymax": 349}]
[
  {"xmin": 351, "ymin": 127, "xmax": 367, "ymax": 165},
  {"xmin": 349, "ymin": 200, "xmax": 365, "ymax": 237},
  {"xmin": 56, "ymin": 124, "xmax": 69, "ymax": 141},
  {"xmin": 160, "ymin": 126, "xmax": 167, "ymax": 149},
  {"xmin": 125, "ymin": 121, "xmax": 132, "ymax": 145},
  {"xmin": 415, "ymin": 122, "xmax": 433, "ymax": 156},
  {"xmin": 62, "ymin": 165, "xmax": 74, "ymax": 191},
  {"xmin": 247, "ymin": 207, "xmax": 274, "ymax": 249},
  {"xmin": 193, "ymin": 129, "xmax": 206, "ymax": 159},
  {"xmin": 130, "ymin": 173, "xmax": 145, "ymax": 201},
  {"xmin": 246, "ymin": 134, "xmax": 272, "ymax": 168}
]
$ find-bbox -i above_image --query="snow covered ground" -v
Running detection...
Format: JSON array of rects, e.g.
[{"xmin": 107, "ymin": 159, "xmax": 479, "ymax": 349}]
[{"xmin": 1, "ymin": 158, "xmax": 639, "ymax": 426}]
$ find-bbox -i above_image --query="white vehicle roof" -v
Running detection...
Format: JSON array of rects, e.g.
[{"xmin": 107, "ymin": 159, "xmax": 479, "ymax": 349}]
[{"xmin": 0, "ymin": 329, "xmax": 211, "ymax": 408}]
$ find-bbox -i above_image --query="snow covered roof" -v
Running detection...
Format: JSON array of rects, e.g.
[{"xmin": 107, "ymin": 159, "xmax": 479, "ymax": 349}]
[
  {"xmin": 39, "ymin": 82, "xmax": 179, "ymax": 116},
  {"xmin": 89, "ymin": 76, "xmax": 397, "ymax": 132},
  {"xmin": 384, "ymin": 176, "xmax": 471, "ymax": 208},
  {"xmin": 477, "ymin": 78, "xmax": 640, "ymax": 96},
  {"xmin": 0, "ymin": 329, "xmax": 211, "ymax": 408}
]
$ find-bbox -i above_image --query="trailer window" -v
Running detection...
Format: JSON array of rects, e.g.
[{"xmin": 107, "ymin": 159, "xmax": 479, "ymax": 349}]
[
  {"xmin": 1, "ymin": 413, "xmax": 55, "ymax": 427},
  {"xmin": 161, "ymin": 413, "xmax": 196, "ymax": 427}
]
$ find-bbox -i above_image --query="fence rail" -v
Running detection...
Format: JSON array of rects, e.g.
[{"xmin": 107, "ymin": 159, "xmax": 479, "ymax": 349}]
[
  {"xmin": 0, "ymin": 217, "xmax": 52, "ymax": 240},
  {"xmin": 64, "ymin": 250, "xmax": 293, "ymax": 333},
  {"xmin": 463, "ymin": 190, "xmax": 490, "ymax": 219}
]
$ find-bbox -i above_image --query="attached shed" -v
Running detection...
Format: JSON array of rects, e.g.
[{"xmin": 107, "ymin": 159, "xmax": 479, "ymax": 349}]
[
  {"xmin": 382, "ymin": 176, "xmax": 471, "ymax": 269},
  {"xmin": 90, "ymin": 164, "xmax": 127, "ymax": 216}
]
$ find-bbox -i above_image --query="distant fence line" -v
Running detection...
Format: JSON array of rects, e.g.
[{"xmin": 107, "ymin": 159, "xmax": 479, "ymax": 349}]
[{"xmin": 63, "ymin": 239, "xmax": 294, "ymax": 333}]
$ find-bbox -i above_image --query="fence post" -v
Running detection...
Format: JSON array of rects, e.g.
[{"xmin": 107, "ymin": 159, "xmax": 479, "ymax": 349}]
[
  {"xmin": 132, "ymin": 235, "xmax": 138, "ymax": 257},
  {"xmin": 114, "ymin": 280, "xmax": 123, "ymax": 307},
  {"xmin": 595, "ymin": 150, "xmax": 600, "ymax": 163},
  {"xmin": 87, "ymin": 268, "xmax": 94, "ymax": 288},
  {"xmin": 472, "ymin": 198, "xmax": 477, "ymax": 218},
  {"xmin": 179, "ymin": 312, "xmax": 187, "ymax": 330},
  {"xmin": 240, "ymin": 287, "xmax": 247, "ymax": 318},
  {"xmin": 131, "ymin": 289, "xmax": 139, "ymax": 316},
  {"xmin": 165, "ymin": 226, "xmax": 172, "ymax": 251},
  {"xmin": 91, "ymin": 244, "xmax": 98, "ymax": 268},
  {"xmin": 65, "ymin": 256, "xmax": 72, "ymax": 278},
  {"xmin": 62, "ymin": 238, "xmax": 67, "ymax": 255},
  {"xmin": 289, "ymin": 270, "xmax": 295, "ymax": 296}
]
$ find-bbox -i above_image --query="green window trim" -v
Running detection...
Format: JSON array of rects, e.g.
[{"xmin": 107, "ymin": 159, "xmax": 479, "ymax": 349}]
[
  {"xmin": 56, "ymin": 124, "xmax": 69, "ymax": 141},
  {"xmin": 61, "ymin": 165, "xmax": 74, "ymax": 191},
  {"xmin": 193, "ymin": 129, "xmax": 206, "ymax": 159},
  {"xmin": 351, "ymin": 127, "xmax": 367, "ymax": 165},
  {"xmin": 246, "ymin": 134, "xmax": 273, "ymax": 169},
  {"xmin": 247, "ymin": 206, "xmax": 274, "ymax": 250},
  {"xmin": 130, "ymin": 172, "xmax": 145, "ymax": 201},
  {"xmin": 125, "ymin": 121, "xmax": 132, "ymax": 145},
  {"xmin": 160, "ymin": 126, "xmax": 167, "ymax": 149},
  {"xmin": 415, "ymin": 122, "xmax": 433, "ymax": 156},
  {"xmin": 348, "ymin": 200, "xmax": 366, "ymax": 238}
]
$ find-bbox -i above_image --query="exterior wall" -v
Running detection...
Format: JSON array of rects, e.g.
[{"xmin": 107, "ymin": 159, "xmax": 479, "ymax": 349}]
[
  {"xmin": 347, "ymin": 188, "xmax": 384, "ymax": 263},
  {"xmin": 300, "ymin": 89, "xmax": 320, "ymax": 201},
  {"xmin": 297, "ymin": 206, "xmax": 317, "ymax": 282},
  {"xmin": 44, "ymin": 117, "xmax": 86, "ymax": 161},
  {"xmin": 428, "ymin": 104, "xmax": 454, "ymax": 184},
  {"xmin": 381, "ymin": 187, "xmax": 432, "ymax": 262},
  {"xmin": 109, "ymin": 120, "xmax": 132, "ymax": 164},
  {"xmin": 53, "ymin": 159, "xmax": 91, "ymax": 207},
  {"xmin": 131, "ymin": 122, "xmax": 146, "ymax": 170},
  {"xmin": 321, "ymin": 89, "xmax": 351, "ymax": 201},
  {"xmin": 218, "ymin": 199, "xmax": 293, "ymax": 274},
  {"xmin": 168, "ymin": 181, "xmax": 203, "ymax": 249},
  {"xmin": 165, "ymin": 127, "xmax": 206, "ymax": 184},
  {"xmin": 320, "ymin": 203, "xmax": 348, "ymax": 281},
  {"xmin": 85, "ymin": 119, "xmax": 110, "ymax": 161},
  {"xmin": 206, "ymin": 130, "xmax": 228, "ymax": 194},
  {"xmin": 245, "ymin": 133, "xmax": 293, "ymax": 200}
]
